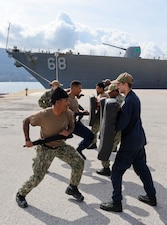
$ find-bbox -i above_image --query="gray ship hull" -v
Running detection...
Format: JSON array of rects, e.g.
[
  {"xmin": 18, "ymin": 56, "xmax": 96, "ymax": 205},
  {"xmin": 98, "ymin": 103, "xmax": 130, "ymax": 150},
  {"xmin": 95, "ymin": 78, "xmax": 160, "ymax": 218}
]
[{"xmin": 7, "ymin": 49, "xmax": 167, "ymax": 89}]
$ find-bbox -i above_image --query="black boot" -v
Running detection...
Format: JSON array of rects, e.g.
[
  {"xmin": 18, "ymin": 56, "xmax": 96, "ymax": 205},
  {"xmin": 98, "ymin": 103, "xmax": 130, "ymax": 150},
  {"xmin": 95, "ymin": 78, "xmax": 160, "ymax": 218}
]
[
  {"xmin": 87, "ymin": 143, "xmax": 97, "ymax": 149},
  {"xmin": 138, "ymin": 195, "xmax": 157, "ymax": 206},
  {"xmin": 100, "ymin": 201, "xmax": 122, "ymax": 212},
  {"xmin": 16, "ymin": 192, "xmax": 28, "ymax": 208},
  {"xmin": 96, "ymin": 167, "xmax": 111, "ymax": 176},
  {"xmin": 65, "ymin": 184, "xmax": 84, "ymax": 201},
  {"xmin": 76, "ymin": 148, "xmax": 86, "ymax": 160}
]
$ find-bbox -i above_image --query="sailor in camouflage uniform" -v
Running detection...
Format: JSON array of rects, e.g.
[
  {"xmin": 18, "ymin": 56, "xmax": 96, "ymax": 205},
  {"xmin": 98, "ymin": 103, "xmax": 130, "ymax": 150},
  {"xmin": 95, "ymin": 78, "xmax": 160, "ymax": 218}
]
[
  {"xmin": 96, "ymin": 81, "xmax": 125, "ymax": 176},
  {"xmin": 102, "ymin": 78, "xmax": 111, "ymax": 91},
  {"xmin": 87, "ymin": 82, "xmax": 109, "ymax": 149},
  {"xmin": 16, "ymin": 87, "xmax": 84, "ymax": 208},
  {"xmin": 38, "ymin": 80, "xmax": 63, "ymax": 108}
]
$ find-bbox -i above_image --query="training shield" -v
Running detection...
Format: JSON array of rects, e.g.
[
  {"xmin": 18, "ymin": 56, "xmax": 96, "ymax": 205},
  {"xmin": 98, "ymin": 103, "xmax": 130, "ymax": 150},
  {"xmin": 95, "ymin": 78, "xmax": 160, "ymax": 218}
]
[
  {"xmin": 98, "ymin": 98, "xmax": 119, "ymax": 161},
  {"xmin": 89, "ymin": 95, "xmax": 97, "ymax": 126}
]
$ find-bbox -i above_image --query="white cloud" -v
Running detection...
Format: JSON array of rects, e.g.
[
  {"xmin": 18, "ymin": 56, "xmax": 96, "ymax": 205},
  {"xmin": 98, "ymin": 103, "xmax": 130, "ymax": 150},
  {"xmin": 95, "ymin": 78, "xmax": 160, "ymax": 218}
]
[{"xmin": 1, "ymin": 10, "xmax": 167, "ymax": 59}]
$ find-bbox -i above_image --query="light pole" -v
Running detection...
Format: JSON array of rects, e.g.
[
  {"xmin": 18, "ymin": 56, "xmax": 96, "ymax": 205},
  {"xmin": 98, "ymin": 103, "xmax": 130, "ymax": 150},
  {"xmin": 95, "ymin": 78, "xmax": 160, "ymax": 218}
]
[{"xmin": 55, "ymin": 52, "xmax": 59, "ymax": 80}]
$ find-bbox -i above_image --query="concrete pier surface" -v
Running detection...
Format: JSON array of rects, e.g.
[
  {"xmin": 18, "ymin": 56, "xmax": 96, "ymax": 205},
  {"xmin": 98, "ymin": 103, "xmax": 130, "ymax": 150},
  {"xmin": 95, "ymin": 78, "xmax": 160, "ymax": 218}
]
[{"xmin": 0, "ymin": 89, "xmax": 167, "ymax": 225}]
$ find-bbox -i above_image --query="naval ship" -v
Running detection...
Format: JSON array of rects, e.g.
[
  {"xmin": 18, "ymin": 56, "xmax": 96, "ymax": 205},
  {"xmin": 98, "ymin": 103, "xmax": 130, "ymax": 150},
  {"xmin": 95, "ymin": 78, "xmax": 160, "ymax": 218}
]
[{"xmin": 6, "ymin": 44, "xmax": 167, "ymax": 89}]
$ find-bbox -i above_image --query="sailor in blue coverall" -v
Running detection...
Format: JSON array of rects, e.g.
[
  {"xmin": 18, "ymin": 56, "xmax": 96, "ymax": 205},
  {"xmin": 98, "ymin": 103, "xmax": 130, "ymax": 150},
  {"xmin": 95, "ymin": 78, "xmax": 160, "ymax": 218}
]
[{"xmin": 100, "ymin": 72, "xmax": 157, "ymax": 212}]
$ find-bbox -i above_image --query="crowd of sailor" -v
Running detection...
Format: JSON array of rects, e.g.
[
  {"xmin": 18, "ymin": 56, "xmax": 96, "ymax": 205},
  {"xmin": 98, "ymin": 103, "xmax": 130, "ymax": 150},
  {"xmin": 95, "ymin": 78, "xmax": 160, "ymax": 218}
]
[{"xmin": 15, "ymin": 74, "xmax": 157, "ymax": 213}]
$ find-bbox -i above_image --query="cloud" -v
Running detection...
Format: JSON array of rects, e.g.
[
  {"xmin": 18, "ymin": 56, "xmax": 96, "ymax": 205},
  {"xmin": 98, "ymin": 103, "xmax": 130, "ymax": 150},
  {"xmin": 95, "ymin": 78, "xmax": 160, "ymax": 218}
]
[
  {"xmin": 140, "ymin": 42, "xmax": 164, "ymax": 59},
  {"xmin": 1, "ymin": 11, "xmax": 167, "ymax": 59}
]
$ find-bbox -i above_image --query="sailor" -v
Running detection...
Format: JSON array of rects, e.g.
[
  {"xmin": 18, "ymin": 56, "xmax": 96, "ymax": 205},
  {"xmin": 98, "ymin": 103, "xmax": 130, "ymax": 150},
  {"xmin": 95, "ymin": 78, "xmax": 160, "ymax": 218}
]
[
  {"xmin": 68, "ymin": 80, "xmax": 94, "ymax": 160},
  {"xmin": 16, "ymin": 87, "xmax": 85, "ymax": 208},
  {"xmin": 87, "ymin": 82, "xmax": 109, "ymax": 149},
  {"xmin": 38, "ymin": 80, "xmax": 63, "ymax": 108},
  {"xmin": 96, "ymin": 80, "xmax": 124, "ymax": 176},
  {"xmin": 100, "ymin": 72, "xmax": 157, "ymax": 212},
  {"xmin": 102, "ymin": 79, "xmax": 111, "ymax": 91}
]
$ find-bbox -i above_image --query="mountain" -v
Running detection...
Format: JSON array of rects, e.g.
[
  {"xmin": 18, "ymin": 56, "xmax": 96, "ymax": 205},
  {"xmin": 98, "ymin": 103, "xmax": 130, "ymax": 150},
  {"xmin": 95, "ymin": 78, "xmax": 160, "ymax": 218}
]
[{"xmin": 0, "ymin": 48, "xmax": 36, "ymax": 81}]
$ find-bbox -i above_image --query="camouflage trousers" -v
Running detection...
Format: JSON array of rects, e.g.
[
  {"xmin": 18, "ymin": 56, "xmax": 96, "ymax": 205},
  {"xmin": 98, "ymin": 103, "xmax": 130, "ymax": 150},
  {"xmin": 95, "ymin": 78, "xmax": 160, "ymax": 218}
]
[
  {"xmin": 18, "ymin": 144, "xmax": 84, "ymax": 196},
  {"xmin": 101, "ymin": 131, "xmax": 121, "ymax": 168},
  {"xmin": 91, "ymin": 117, "xmax": 100, "ymax": 144}
]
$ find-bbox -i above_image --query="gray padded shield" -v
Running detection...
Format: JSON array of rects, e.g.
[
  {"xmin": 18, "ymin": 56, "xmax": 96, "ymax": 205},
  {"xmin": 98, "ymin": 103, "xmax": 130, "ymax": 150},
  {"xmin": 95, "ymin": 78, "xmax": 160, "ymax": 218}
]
[
  {"xmin": 98, "ymin": 98, "xmax": 119, "ymax": 161},
  {"xmin": 89, "ymin": 95, "xmax": 97, "ymax": 126},
  {"xmin": 100, "ymin": 98, "xmax": 106, "ymax": 125}
]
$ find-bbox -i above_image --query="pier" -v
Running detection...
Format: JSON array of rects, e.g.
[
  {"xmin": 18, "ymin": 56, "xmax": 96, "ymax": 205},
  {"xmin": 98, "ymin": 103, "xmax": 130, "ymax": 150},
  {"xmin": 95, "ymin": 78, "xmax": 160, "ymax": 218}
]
[{"xmin": 0, "ymin": 89, "xmax": 167, "ymax": 225}]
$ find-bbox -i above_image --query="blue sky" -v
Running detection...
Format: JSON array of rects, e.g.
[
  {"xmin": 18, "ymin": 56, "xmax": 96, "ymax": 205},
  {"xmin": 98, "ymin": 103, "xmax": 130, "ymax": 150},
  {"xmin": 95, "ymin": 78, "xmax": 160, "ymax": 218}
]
[{"xmin": 1, "ymin": 0, "xmax": 167, "ymax": 58}]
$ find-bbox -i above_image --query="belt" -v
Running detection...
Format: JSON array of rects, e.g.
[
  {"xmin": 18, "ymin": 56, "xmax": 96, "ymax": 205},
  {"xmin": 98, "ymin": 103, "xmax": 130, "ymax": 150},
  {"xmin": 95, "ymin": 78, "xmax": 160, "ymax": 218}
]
[{"xmin": 43, "ymin": 144, "xmax": 59, "ymax": 149}]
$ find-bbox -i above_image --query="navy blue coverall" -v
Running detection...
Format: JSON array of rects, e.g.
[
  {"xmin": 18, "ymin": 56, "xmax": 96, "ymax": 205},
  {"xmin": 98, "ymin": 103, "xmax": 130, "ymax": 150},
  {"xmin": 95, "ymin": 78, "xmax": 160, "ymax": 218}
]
[{"xmin": 112, "ymin": 90, "xmax": 156, "ymax": 203}]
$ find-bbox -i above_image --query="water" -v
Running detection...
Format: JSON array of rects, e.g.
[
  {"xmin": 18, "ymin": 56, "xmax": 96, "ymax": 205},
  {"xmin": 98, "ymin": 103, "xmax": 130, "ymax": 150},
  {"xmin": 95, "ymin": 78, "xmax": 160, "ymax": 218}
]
[{"xmin": 0, "ymin": 82, "xmax": 45, "ymax": 94}]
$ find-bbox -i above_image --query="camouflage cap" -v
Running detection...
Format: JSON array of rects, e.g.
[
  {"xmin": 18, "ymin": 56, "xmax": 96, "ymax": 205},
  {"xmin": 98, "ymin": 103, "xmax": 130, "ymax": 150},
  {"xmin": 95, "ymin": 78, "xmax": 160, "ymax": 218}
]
[
  {"xmin": 106, "ymin": 80, "xmax": 119, "ymax": 93},
  {"xmin": 49, "ymin": 80, "xmax": 63, "ymax": 87},
  {"xmin": 116, "ymin": 72, "xmax": 133, "ymax": 84},
  {"xmin": 102, "ymin": 79, "xmax": 111, "ymax": 85}
]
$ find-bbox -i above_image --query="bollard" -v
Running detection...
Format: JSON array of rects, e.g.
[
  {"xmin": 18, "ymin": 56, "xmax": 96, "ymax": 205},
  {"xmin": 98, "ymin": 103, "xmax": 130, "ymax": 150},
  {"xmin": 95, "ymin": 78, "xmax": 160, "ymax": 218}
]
[{"xmin": 25, "ymin": 88, "xmax": 28, "ymax": 96}]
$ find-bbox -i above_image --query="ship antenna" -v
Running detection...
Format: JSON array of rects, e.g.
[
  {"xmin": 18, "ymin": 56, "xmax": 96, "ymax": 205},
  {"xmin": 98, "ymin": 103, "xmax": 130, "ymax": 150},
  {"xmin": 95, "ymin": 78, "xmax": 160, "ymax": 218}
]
[{"xmin": 5, "ymin": 22, "xmax": 10, "ymax": 50}]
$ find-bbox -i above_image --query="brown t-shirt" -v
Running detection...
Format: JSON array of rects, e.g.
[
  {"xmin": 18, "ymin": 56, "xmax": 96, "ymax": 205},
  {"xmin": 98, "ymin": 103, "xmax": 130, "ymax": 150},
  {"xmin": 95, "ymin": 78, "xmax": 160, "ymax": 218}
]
[
  {"xmin": 29, "ymin": 108, "xmax": 74, "ymax": 147},
  {"xmin": 68, "ymin": 94, "xmax": 79, "ymax": 113}
]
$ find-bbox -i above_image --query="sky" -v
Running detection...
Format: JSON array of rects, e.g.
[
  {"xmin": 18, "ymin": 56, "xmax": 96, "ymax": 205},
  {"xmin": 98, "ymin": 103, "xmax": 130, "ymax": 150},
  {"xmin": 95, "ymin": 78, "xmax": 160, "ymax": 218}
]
[{"xmin": 1, "ymin": 0, "xmax": 167, "ymax": 58}]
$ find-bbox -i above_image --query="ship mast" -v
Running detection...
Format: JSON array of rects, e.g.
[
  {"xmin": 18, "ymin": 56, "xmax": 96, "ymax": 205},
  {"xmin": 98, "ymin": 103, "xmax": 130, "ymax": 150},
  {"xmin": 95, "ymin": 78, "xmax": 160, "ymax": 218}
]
[
  {"xmin": 5, "ymin": 23, "xmax": 10, "ymax": 50},
  {"xmin": 55, "ymin": 52, "xmax": 59, "ymax": 80}
]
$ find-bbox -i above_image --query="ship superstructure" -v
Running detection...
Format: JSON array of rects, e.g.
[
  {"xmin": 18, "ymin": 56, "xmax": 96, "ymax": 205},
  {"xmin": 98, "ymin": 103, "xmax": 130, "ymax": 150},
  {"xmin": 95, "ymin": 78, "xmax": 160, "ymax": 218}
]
[{"xmin": 6, "ymin": 45, "xmax": 167, "ymax": 89}]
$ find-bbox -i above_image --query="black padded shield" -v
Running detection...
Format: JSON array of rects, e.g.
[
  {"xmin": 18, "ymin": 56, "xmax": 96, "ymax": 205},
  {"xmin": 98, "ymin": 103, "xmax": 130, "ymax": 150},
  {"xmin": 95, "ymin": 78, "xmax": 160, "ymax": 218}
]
[
  {"xmin": 98, "ymin": 98, "xmax": 119, "ymax": 161},
  {"xmin": 100, "ymin": 98, "xmax": 106, "ymax": 124},
  {"xmin": 89, "ymin": 95, "xmax": 97, "ymax": 126}
]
